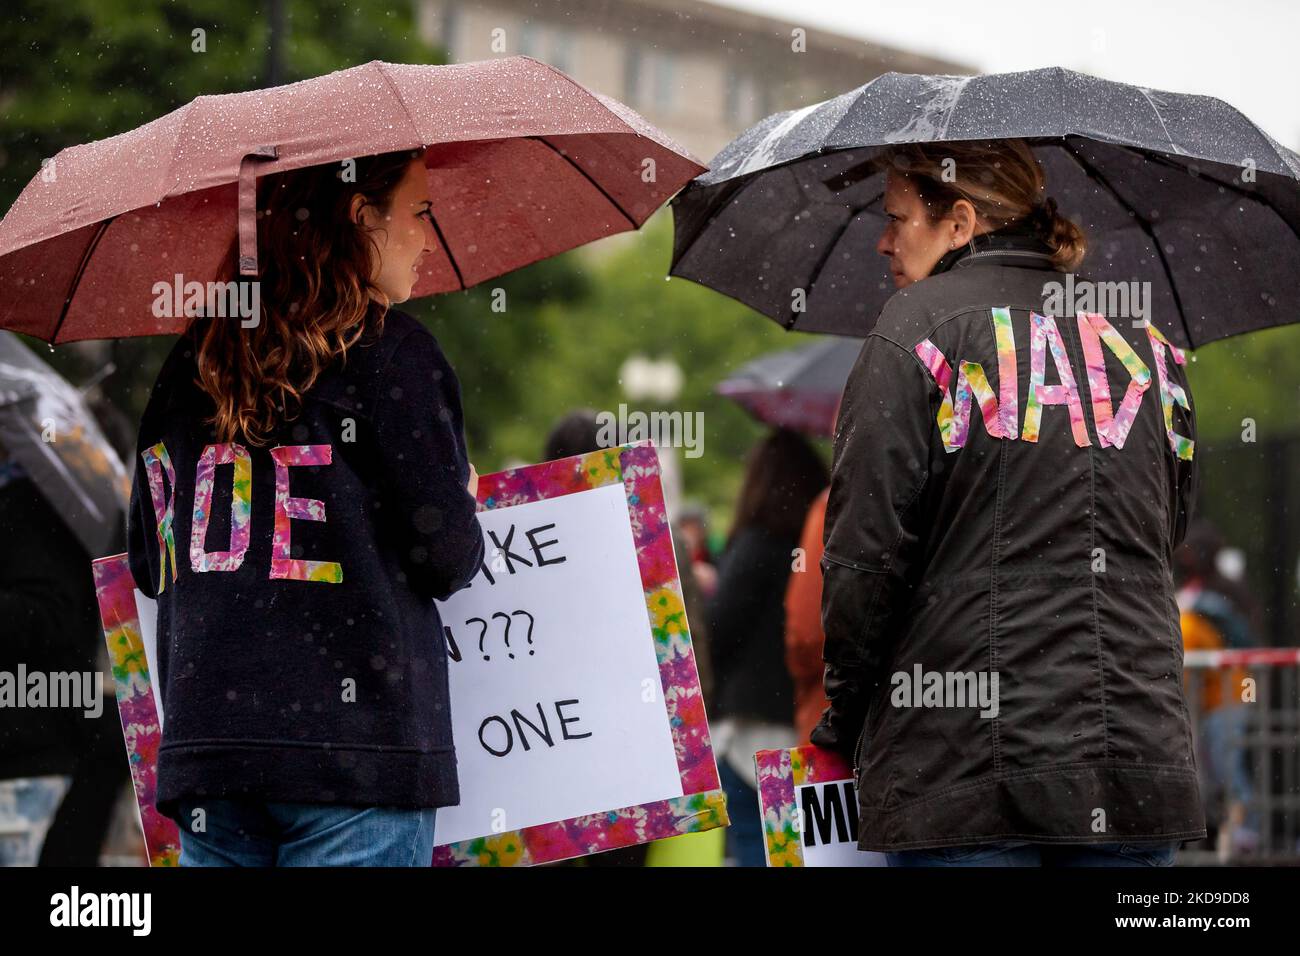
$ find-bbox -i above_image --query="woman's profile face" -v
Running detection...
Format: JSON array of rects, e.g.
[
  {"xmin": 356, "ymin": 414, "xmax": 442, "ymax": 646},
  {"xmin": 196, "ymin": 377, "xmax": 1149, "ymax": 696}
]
[
  {"xmin": 876, "ymin": 171, "xmax": 961, "ymax": 289},
  {"xmin": 355, "ymin": 158, "xmax": 436, "ymax": 304}
]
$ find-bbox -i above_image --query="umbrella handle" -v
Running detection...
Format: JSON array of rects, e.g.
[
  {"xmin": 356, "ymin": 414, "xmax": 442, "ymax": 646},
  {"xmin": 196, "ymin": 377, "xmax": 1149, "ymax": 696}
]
[{"xmin": 238, "ymin": 146, "xmax": 279, "ymax": 277}]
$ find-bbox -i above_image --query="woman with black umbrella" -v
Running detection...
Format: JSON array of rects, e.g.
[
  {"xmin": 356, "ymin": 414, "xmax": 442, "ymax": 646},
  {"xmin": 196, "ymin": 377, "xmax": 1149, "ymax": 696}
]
[{"xmin": 810, "ymin": 138, "xmax": 1204, "ymax": 866}]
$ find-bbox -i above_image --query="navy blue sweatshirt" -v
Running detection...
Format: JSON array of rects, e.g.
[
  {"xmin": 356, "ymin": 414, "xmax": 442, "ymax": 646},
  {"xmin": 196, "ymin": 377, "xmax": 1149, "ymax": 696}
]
[{"xmin": 126, "ymin": 307, "xmax": 484, "ymax": 823}]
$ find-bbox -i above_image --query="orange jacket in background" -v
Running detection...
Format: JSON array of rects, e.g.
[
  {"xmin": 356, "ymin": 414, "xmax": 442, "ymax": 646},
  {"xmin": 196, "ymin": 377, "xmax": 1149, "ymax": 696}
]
[
  {"xmin": 1181, "ymin": 610, "xmax": 1248, "ymax": 714},
  {"xmin": 785, "ymin": 488, "xmax": 830, "ymax": 744}
]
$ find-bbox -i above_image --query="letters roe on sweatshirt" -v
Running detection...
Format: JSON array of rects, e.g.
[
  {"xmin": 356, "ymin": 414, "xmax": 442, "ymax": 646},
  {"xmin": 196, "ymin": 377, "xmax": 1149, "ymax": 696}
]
[{"xmin": 125, "ymin": 308, "xmax": 485, "ymax": 822}]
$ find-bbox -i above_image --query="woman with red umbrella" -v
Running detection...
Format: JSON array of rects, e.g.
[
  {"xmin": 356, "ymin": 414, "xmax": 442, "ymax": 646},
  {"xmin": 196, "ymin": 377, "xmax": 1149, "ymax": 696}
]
[
  {"xmin": 0, "ymin": 56, "xmax": 704, "ymax": 867},
  {"xmin": 126, "ymin": 149, "xmax": 485, "ymax": 866}
]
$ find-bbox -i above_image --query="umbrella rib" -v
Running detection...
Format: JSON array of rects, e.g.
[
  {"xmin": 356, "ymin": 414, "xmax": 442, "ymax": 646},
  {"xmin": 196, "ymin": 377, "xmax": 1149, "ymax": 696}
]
[
  {"xmin": 1112, "ymin": 143, "xmax": 1300, "ymax": 249},
  {"xmin": 1058, "ymin": 141, "xmax": 1196, "ymax": 350},
  {"xmin": 526, "ymin": 136, "xmax": 636, "ymax": 230},
  {"xmin": 1135, "ymin": 87, "xmax": 1181, "ymax": 157},
  {"xmin": 791, "ymin": 207, "xmax": 859, "ymax": 331},
  {"xmin": 162, "ymin": 99, "xmax": 202, "ymax": 215},
  {"xmin": 371, "ymin": 64, "xmax": 469, "ymax": 291},
  {"xmin": 789, "ymin": 186, "xmax": 887, "ymax": 331},
  {"xmin": 668, "ymin": 172, "xmax": 761, "ymax": 270},
  {"xmin": 49, "ymin": 216, "xmax": 115, "ymax": 345},
  {"xmin": 822, "ymin": 75, "xmax": 885, "ymax": 147},
  {"xmin": 425, "ymin": 208, "xmax": 465, "ymax": 291},
  {"xmin": 373, "ymin": 62, "xmax": 424, "ymax": 144}
]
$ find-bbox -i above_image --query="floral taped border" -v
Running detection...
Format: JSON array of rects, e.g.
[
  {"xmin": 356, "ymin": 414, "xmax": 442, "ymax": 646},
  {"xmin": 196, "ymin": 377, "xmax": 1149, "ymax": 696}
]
[{"xmin": 91, "ymin": 554, "xmax": 181, "ymax": 866}]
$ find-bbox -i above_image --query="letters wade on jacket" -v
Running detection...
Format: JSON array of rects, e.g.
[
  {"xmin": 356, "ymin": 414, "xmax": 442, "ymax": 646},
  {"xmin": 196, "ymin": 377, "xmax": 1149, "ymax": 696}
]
[{"xmin": 912, "ymin": 308, "xmax": 1194, "ymax": 460}]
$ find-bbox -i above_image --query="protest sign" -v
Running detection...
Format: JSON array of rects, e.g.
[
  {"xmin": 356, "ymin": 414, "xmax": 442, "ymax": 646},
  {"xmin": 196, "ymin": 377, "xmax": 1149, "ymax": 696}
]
[
  {"xmin": 428, "ymin": 442, "xmax": 723, "ymax": 862},
  {"xmin": 93, "ymin": 442, "xmax": 724, "ymax": 866},
  {"xmin": 755, "ymin": 745, "xmax": 887, "ymax": 867},
  {"xmin": 92, "ymin": 555, "xmax": 177, "ymax": 866}
]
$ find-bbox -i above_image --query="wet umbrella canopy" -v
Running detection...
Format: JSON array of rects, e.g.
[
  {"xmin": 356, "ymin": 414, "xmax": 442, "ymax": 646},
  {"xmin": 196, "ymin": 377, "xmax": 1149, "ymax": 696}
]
[
  {"xmin": 0, "ymin": 331, "xmax": 130, "ymax": 557},
  {"xmin": 716, "ymin": 336, "xmax": 861, "ymax": 437},
  {"xmin": 0, "ymin": 56, "xmax": 705, "ymax": 343},
  {"xmin": 670, "ymin": 67, "xmax": 1300, "ymax": 347}
]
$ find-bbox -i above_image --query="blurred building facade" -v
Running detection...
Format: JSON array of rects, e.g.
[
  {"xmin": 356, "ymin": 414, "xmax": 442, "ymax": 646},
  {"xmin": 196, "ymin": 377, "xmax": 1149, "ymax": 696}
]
[{"xmin": 415, "ymin": 0, "xmax": 971, "ymax": 161}]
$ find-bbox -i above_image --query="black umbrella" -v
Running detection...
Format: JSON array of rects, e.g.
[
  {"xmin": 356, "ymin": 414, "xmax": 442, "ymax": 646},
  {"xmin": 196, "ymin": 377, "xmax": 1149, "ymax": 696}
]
[
  {"xmin": 670, "ymin": 67, "xmax": 1300, "ymax": 347},
  {"xmin": 0, "ymin": 332, "xmax": 130, "ymax": 557},
  {"xmin": 716, "ymin": 337, "xmax": 861, "ymax": 437}
]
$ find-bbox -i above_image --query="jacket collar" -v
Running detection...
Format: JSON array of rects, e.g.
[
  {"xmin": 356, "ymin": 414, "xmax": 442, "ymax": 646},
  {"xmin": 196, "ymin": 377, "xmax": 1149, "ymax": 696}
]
[{"xmin": 928, "ymin": 220, "xmax": 1057, "ymax": 276}]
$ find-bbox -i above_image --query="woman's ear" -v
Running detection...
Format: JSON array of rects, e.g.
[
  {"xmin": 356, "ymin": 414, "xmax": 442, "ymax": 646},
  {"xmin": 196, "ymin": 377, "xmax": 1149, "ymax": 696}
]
[
  {"xmin": 949, "ymin": 198, "xmax": 978, "ymax": 245},
  {"xmin": 349, "ymin": 193, "xmax": 369, "ymax": 228}
]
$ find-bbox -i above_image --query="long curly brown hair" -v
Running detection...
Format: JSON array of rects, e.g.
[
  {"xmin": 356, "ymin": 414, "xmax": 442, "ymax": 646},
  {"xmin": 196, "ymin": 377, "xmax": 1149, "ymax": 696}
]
[{"xmin": 192, "ymin": 148, "xmax": 424, "ymax": 447}]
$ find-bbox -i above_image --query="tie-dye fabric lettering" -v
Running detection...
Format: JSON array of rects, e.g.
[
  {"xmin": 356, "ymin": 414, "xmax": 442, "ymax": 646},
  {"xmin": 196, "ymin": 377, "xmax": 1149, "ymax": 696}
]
[
  {"xmin": 190, "ymin": 443, "xmax": 253, "ymax": 573},
  {"xmin": 1146, "ymin": 322, "xmax": 1196, "ymax": 461},
  {"xmin": 991, "ymin": 306, "xmax": 1019, "ymax": 439},
  {"xmin": 910, "ymin": 308, "xmax": 1193, "ymax": 457},
  {"xmin": 913, "ymin": 339, "xmax": 956, "ymax": 451},
  {"xmin": 1076, "ymin": 312, "xmax": 1152, "ymax": 450},
  {"xmin": 913, "ymin": 314, "xmax": 1016, "ymax": 454},
  {"xmin": 1022, "ymin": 311, "xmax": 1090, "ymax": 447},
  {"xmin": 270, "ymin": 444, "xmax": 343, "ymax": 583},
  {"xmin": 140, "ymin": 441, "xmax": 178, "ymax": 595}
]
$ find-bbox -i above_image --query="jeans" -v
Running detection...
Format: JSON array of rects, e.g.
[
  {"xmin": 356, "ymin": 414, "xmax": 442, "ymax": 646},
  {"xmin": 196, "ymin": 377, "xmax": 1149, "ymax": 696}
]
[
  {"xmin": 0, "ymin": 776, "xmax": 71, "ymax": 866},
  {"xmin": 717, "ymin": 761, "xmax": 766, "ymax": 868},
  {"xmin": 886, "ymin": 840, "xmax": 1179, "ymax": 867},
  {"xmin": 175, "ymin": 797, "xmax": 437, "ymax": 867},
  {"xmin": 1200, "ymin": 705, "xmax": 1255, "ymax": 815}
]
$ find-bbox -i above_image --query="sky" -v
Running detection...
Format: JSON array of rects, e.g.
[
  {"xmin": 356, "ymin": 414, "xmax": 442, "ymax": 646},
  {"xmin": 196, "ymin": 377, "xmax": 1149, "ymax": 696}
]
[{"xmin": 712, "ymin": 0, "xmax": 1300, "ymax": 150}]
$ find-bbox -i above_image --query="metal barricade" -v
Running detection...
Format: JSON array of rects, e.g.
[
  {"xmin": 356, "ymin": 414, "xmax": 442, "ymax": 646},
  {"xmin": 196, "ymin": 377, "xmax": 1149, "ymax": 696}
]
[{"xmin": 1181, "ymin": 648, "xmax": 1300, "ymax": 864}]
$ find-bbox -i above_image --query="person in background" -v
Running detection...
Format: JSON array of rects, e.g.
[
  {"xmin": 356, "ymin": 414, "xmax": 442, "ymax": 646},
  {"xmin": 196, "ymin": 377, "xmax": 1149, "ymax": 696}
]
[
  {"xmin": 1176, "ymin": 519, "xmax": 1260, "ymax": 858},
  {"xmin": 0, "ymin": 438, "xmax": 130, "ymax": 865},
  {"xmin": 677, "ymin": 503, "xmax": 718, "ymax": 600},
  {"xmin": 708, "ymin": 428, "xmax": 828, "ymax": 866},
  {"xmin": 785, "ymin": 487, "xmax": 831, "ymax": 745},
  {"xmin": 543, "ymin": 408, "xmax": 604, "ymax": 463}
]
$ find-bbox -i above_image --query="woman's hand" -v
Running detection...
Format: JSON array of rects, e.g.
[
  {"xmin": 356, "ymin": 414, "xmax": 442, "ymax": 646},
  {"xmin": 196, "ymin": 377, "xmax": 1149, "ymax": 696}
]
[{"xmin": 466, "ymin": 463, "xmax": 479, "ymax": 499}]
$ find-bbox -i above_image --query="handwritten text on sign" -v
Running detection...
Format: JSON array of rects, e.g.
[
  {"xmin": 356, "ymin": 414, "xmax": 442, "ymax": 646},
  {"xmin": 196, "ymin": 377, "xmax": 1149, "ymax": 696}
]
[{"xmin": 431, "ymin": 482, "xmax": 683, "ymax": 846}]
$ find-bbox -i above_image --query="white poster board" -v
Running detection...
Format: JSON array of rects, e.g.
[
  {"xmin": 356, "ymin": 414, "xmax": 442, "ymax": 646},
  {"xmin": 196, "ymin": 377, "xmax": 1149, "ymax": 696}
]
[{"xmin": 431, "ymin": 482, "xmax": 684, "ymax": 845}]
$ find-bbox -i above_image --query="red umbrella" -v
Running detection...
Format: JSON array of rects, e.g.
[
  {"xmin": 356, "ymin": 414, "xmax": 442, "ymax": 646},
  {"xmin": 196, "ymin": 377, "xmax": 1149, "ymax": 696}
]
[{"xmin": 0, "ymin": 56, "xmax": 706, "ymax": 343}]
